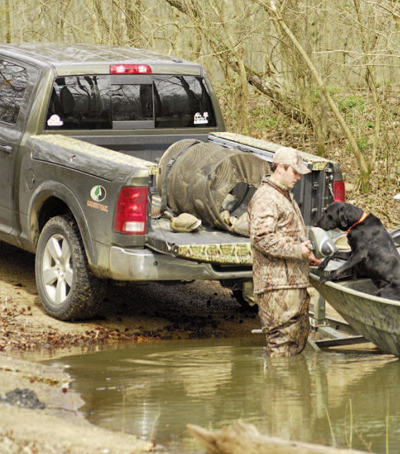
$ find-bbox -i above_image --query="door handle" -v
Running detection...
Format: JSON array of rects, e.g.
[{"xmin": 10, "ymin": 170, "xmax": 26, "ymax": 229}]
[{"xmin": 0, "ymin": 144, "xmax": 12, "ymax": 154}]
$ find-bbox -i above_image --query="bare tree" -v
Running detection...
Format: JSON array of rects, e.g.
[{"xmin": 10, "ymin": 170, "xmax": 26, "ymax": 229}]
[
  {"xmin": 4, "ymin": 0, "xmax": 400, "ymax": 194},
  {"xmin": 5, "ymin": 0, "xmax": 11, "ymax": 43},
  {"xmin": 122, "ymin": 0, "xmax": 144, "ymax": 47},
  {"xmin": 164, "ymin": 0, "xmax": 315, "ymax": 134}
]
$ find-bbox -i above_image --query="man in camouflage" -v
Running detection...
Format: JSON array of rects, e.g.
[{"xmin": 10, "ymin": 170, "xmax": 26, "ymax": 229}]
[{"xmin": 248, "ymin": 148, "xmax": 320, "ymax": 357}]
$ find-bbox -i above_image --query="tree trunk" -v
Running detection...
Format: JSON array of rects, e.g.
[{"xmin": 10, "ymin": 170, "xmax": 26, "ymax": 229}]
[
  {"xmin": 5, "ymin": 0, "xmax": 11, "ymax": 43},
  {"xmin": 123, "ymin": 0, "xmax": 143, "ymax": 47},
  {"xmin": 263, "ymin": 0, "xmax": 371, "ymax": 192},
  {"xmin": 164, "ymin": 0, "xmax": 314, "ymax": 130},
  {"xmin": 353, "ymin": 0, "xmax": 381, "ymax": 170},
  {"xmin": 84, "ymin": 0, "xmax": 104, "ymax": 44}
]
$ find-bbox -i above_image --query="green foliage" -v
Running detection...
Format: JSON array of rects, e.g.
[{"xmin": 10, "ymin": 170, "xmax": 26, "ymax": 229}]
[
  {"xmin": 358, "ymin": 136, "xmax": 368, "ymax": 152},
  {"xmin": 327, "ymin": 87, "xmax": 341, "ymax": 95},
  {"xmin": 252, "ymin": 108, "xmax": 278, "ymax": 130},
  {"xmin": 338, "ymin": 94, "xmax": 365, "ymax": 113},
  {"xmin": 310, "ymin": 89, "xmax": 322, "ymax": 103}
]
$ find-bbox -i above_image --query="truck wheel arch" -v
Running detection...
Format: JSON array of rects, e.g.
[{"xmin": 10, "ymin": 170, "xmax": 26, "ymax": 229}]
[{"xmin": 28, "ymin": 181, "xmax": 95, "ymax": 265}]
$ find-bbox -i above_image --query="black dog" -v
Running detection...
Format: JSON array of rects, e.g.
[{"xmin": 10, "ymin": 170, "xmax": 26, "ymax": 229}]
[{"xmin": 316, "ymin": 202, "xmax": 400, "ymax": 301}]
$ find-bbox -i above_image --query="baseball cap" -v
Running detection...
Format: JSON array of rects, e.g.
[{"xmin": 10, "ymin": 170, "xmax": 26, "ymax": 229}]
[{"xmin": 272, "ymin": 147, "xmax": 311, "ymax": 174}]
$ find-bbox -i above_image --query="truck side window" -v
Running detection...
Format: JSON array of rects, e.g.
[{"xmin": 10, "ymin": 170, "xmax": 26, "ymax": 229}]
[
  {"xmin": 154, "ymin": 75, "xmax": 216, "ymax": 128},
  {"xmin": 0, "ymin": 60, "xmax": 28, "ymax": 125}
]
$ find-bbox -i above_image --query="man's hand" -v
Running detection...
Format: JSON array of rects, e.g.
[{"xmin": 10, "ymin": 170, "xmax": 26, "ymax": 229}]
[
  {"xmin": 301, "ymin": 241, "xmax": 313, "ymax": 259},
  {"xmin": 308, "ymin": 252, "xmax": 322, "ymax": 267},
  {"xmin": 300, "ymin": 242, "xmax": 322, "ymax": 266}
]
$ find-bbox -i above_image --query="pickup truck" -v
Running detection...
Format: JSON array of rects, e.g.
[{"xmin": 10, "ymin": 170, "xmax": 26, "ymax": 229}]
[{"xmin": 0, "ymin": 43, "xmax": 345, "ymax": 320}]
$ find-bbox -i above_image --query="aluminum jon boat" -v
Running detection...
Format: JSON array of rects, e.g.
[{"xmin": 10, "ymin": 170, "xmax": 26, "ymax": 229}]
[{"xmin": 310, "ymin": 272, "xmax": 400, "ymax": 356}]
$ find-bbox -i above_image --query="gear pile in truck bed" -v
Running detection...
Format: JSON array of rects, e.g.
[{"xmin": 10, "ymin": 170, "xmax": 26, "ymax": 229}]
[{"xmin": 157, "ymin": 139, "xmax": 270, "ymax": 235}]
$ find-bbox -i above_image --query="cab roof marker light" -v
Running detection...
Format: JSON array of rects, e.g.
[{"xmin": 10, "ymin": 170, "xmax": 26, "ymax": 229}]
[{"xmin": 110, "ymin": 64, "xmax": 152, "ymax": 74}]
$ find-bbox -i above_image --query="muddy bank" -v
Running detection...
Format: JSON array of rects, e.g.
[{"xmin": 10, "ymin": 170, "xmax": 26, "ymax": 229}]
[
  {"xmin": 0, "ymin": 354, "xmax": 155, "ymax": 453},
  {"xmin": 0, "ymin": 243, "xmax": 259, "ymax": 354}
]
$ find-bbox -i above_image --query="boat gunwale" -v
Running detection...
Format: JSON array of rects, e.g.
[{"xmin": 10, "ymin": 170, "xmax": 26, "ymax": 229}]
[{"xmin": 309, "ymin": 272, "xmax": 400, "ymax": 307}]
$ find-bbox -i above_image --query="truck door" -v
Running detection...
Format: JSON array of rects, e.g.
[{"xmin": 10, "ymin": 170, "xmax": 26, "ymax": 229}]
[{"xmin": 0, "ymin": 58, "xmax": 38, "ymax": 233}]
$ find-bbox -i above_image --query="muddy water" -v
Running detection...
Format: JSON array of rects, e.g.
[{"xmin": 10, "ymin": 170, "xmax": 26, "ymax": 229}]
[{"xmin": 46, "ymin": 339, "xmax": 400, "ymax": 453}]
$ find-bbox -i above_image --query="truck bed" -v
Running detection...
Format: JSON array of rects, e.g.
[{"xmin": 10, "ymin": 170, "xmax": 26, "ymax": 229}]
[{"xmin": 209, "ymin": 132, "xmax": 337, "ymax": 226}]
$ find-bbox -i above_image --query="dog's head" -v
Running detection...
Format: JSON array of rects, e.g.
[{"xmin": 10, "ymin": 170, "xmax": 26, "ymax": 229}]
[{"xmin": 316, "ymin": 202, "xmax": 363, "ymax": 231}]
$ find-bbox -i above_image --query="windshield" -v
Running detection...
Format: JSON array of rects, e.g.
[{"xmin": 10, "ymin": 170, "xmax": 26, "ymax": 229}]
[{"xmin": 45, "ymin": 74, "xmax": 217, "ymax": 131}]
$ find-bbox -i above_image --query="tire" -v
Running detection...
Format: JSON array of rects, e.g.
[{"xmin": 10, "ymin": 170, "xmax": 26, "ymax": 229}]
[{"xmin": 35, "ymin": 215, "xmax": 105, "ymax": 321}]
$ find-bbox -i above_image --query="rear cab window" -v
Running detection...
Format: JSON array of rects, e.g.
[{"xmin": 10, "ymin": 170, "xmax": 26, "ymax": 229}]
[{"xmin": 45, "ymin": 74, "xmax": 217, "ymax": 131}]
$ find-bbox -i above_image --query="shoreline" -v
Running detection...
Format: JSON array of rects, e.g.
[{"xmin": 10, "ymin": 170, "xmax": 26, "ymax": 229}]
[{"xmin": 0, "ymin": 353, "xmax": 156, "ymax": 453}]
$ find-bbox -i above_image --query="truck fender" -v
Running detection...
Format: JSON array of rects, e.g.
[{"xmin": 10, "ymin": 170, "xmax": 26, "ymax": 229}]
[{"xmin": 27, "ymin": 181, "xmax": 95, "ymax": 265}]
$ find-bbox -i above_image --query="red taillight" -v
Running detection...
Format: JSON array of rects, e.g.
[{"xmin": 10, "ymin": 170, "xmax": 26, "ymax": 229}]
[
  {"xmin": 114, "ymin": 187, "xmax": 148, "ymax": 235},
  {"xmin": 333, "ymin": 181, "xmax": 346, "ymax": 202},
  {"xmin": 110, "ymin": 64, "xmax": 152, "ymax": 74}
]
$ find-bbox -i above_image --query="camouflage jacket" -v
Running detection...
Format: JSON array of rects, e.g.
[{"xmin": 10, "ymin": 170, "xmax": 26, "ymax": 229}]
[{"xmin": 248, "ymin": 176, "xmax": 309, "ymax": 293}]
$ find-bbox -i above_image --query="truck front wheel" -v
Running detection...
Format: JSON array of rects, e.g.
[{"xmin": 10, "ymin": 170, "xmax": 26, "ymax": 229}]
[{"xmin": 35, "ymin": 215, "xmax": 105, "ymax": 321}]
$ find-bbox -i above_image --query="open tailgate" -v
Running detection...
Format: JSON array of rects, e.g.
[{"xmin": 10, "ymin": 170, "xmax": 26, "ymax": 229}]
[{"xmin": 146, "ymin": 218, "xmax": 253, "ymax": 266}]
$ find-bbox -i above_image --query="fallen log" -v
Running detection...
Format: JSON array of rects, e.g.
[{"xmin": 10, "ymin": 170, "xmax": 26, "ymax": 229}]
[{"xmin": 187, "ymin": 421, "xmax": 369, "ymax": 454}]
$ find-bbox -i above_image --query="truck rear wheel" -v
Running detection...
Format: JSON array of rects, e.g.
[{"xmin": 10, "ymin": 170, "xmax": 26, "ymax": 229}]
[{"xmin": 35, "ymin": 215, "xmax": 105, "ymax": 321}]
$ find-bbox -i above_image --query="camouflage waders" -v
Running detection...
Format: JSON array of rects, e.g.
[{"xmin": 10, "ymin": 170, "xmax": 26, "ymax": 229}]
[{"xmin": 257, "ymin": 288, "xmax": 310, "ymax": 357}]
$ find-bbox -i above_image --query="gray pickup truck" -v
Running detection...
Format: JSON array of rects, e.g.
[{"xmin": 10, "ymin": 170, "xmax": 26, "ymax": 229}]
[{"xmin": 0, "ymin": 43, "xmax": 344, "ymax": 320}]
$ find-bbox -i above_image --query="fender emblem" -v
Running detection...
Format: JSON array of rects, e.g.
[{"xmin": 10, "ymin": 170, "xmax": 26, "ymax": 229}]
[{"xmin": 90, "ymin": 185, "xmax": 107, "ymax": 202}]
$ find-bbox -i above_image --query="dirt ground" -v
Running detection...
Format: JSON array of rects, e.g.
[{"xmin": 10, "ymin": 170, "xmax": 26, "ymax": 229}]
[
  {"xmin": 0, "ymin": 241, "xmax": 261, "ymax": 453},
  {"xmin": 0, "ymin": 242, "xmax": 260, "ymax": 354},
  {"xmin": 0, "ymin": 355, "xmax": 156, "ymax": 454}
]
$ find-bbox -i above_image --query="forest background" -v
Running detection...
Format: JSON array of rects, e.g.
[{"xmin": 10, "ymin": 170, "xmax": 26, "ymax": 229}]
[{"xmin": 1, "ymin": 0, "xmax": 400, "ymax": 227}]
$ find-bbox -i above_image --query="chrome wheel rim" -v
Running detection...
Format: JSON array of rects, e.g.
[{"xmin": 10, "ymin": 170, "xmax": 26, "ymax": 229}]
[{"xmin": 42, "ymin": 234, "xmax": 73, "ymax": 305}]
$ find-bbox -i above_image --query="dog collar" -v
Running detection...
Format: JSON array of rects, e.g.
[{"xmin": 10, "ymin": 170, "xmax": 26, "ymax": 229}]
[{"xmin": 347, "ymin": 212, "xmax": 370, "ymax": 234}]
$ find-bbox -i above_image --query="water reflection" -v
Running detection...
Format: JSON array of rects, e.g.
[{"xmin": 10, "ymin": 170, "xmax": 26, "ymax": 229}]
[{"xmin": 46, "ymin": 339, "xmax": 399, "ymax": 453}]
